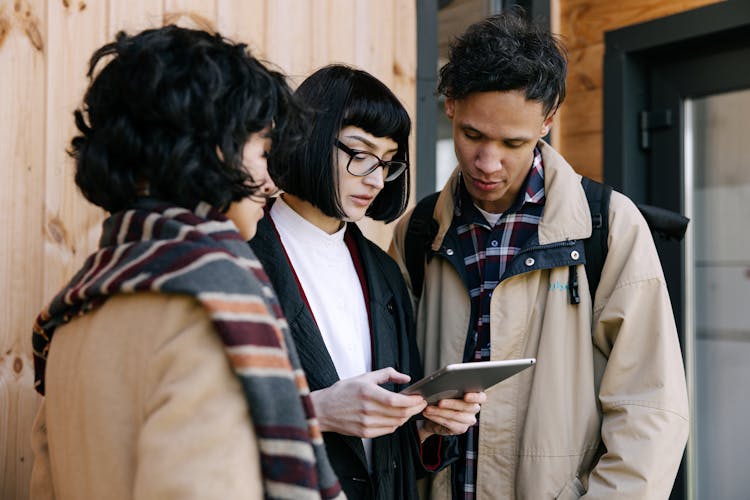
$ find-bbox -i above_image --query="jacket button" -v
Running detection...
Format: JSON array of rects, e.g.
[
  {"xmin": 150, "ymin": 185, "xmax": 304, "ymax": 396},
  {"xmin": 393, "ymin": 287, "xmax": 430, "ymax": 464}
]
[
  {"xmin": 387, "ymin": 301, "xmax": 394, "ymax": 312},
  {"xmin": 446, "ymin": 248, "xmax": 454, "ymax": 256},
  {"xmin": 525, "ymin": 257, "xmax": 535, "ymax": 266},
  {"xmin": 571, "ymin": 250, "xmax": 580, "ymax": 260}
]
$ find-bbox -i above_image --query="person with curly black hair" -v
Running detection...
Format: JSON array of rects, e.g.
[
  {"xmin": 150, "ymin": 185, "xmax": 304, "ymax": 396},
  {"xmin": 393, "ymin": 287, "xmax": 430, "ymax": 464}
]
[
  {"xmin": 390, "ymin": 8, "xmax": 688, "ymax": 499},
  {"xmin": 30, "ymin": 25, "xmax": 343, "ymax": 500},
  {"xmin": 251, "ymin": 64, "xmax": 486, "ymax": 499}
]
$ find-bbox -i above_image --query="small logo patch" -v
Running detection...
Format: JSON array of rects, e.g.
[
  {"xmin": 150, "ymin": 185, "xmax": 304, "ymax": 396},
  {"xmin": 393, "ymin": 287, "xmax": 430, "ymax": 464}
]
[{"xmin": 549, "ymin": 280, "xmax": 569, "ymax": 291}]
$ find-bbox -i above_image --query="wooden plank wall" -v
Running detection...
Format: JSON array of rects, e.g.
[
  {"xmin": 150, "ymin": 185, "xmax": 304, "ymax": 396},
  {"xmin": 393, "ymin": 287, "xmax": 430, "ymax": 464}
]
[
  {"xmin": 554, "ymin": 0, "xmax": 724, "ymax": 180},
  {"xmin": 0, "ymin": 1, "xmax": 415, "ymax": 498}
]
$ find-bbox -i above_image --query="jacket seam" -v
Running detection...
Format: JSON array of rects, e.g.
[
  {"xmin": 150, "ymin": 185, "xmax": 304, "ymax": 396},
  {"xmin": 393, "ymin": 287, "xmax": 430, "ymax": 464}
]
[
  {"xmin": 605, "ymin": 401, "xmax": 689, "ymax": 421},
  {"xmin": 593, "ymin": 275, "xmax": 665, "ymax": 314}
]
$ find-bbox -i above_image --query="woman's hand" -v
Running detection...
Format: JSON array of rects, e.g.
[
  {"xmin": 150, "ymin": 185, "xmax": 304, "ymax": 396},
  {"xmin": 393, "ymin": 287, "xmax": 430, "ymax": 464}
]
[
  {"xmin": 417, "ymin": 391, "xmax": 487, "ymax": 442},
  {"xmin": 310, "ymin": 367, "xmax": 427, "ymax": 439}
]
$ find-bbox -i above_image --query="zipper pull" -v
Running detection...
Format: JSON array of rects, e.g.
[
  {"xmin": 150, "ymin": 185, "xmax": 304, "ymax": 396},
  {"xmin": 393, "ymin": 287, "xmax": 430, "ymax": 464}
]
[{"xmin": 568, "ymin": 265, "xmax": 580, "ymax": 305}]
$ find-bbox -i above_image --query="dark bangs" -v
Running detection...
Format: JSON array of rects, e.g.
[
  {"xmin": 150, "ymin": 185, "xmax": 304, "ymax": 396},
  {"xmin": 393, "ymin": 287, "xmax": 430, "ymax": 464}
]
[{"xmin": 342, "ymin": 74, "xmax": 411, "ymax": 161}]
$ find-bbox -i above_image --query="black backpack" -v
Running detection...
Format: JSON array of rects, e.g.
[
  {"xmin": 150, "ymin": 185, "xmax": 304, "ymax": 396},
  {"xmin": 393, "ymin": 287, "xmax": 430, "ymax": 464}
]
[{"xmin": 403, "ymin": 177, "xmax": 689, "ymax": 302}]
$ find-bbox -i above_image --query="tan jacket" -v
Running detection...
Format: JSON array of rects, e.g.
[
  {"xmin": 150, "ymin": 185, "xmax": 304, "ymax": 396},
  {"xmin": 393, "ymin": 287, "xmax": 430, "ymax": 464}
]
[
  {"xmin": 390, "ymin": 142, "xmax": 689, "ymax": 499},
  {"xmin": 30, "ymin": 292, "xmax": 263, "ymax": 500}
]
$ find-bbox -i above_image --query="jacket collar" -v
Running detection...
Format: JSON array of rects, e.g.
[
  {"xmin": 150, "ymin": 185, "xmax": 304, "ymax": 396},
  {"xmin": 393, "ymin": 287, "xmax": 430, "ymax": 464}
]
[
  {"xmin": 431, "ymin": 140, "xmax": 592, "ymax": 250},
  {"xmin": 250, "ymin": 215, "xmax": 341, "ymax": 392}
]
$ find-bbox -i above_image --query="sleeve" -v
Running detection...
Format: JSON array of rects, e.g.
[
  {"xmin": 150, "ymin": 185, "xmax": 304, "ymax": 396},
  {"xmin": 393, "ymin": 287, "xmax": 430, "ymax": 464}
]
[
  {"xmin": 584, "ymin": 194, "xmax": 689, "ymax": 499},
  {"xmin": 29, "ymin": 399, "xmax": 56, "ymax": 500},
  {"xmin": 418, "ymin": 433, "xmax": 461, "ymax": 473},
  {"xmin": 133, "ymin": 305, "xmax": 264, "ymax": 500}
]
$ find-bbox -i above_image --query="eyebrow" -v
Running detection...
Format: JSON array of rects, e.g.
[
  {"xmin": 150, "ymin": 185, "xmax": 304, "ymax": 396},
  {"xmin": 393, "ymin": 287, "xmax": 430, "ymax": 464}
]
[
  {"xmin": 343, "ymin": 134, "xmax": 399, "ymax": 154},
  {"xmin": 460, "ymin": 124, "xmax": 532, "ymax": 143}
]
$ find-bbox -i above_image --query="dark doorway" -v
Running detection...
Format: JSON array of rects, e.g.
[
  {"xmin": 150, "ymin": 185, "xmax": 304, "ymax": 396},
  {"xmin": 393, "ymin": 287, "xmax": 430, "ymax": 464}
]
[{"xmin": 605, "ymin": 3, "xmax": 750, "ymax": 498}]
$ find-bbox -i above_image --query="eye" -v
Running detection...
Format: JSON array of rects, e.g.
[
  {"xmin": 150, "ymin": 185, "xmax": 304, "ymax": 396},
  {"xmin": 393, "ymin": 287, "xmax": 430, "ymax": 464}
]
[
  {"xmin": 504, "ymin": 140, "xmax": 525, "ymax": 149},
  {"xmin": 463, "ymin": 129, "xmax": 482, "ymax": 140},
  {"xmin": 351, "ymin": 150, "xmax": 370, "ymax": 161}
]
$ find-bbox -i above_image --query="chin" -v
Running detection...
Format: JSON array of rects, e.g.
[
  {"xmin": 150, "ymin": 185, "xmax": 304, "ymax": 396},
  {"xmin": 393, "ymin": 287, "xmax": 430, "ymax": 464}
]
[{"xmin": 343, "ymin": 207, "xmax": 368, "ymax": 223}]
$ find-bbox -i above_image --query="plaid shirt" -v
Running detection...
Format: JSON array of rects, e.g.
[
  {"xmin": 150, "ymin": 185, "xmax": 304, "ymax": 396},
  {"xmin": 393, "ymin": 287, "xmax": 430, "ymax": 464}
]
[{"xmin": 454, "ymin": 148, "xmax": 545, "ymax": 499}]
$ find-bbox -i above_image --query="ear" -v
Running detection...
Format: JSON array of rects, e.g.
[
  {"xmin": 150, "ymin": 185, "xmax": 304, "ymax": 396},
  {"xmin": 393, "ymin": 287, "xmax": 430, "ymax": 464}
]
[
  {"xmin": 540, "ymin": 113, "xmax": 554, "ymax": 137},
  {"xmin": 445, "ymin": 98, "xmax": 455, "ymax": 119}
]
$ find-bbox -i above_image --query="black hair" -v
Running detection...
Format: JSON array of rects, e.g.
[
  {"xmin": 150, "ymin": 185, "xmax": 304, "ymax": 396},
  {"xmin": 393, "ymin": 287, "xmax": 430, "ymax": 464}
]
[
  {"xmin": 437, "ymin": 7, "xmax": 567, "ymax": 116},
  {"xmin": 71, "ymin": 25, "xmax": 304, "ymax": 213},
  {"xmin": 271, "ymin": 65, "xmax": 411, "ymax": 223}
]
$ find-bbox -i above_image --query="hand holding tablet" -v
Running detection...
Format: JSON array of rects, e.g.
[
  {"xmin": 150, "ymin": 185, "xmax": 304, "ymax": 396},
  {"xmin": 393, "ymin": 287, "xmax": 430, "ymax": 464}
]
[{"xmin": 400, "ymin": 358, "xmax": 536, "ymax": 404}]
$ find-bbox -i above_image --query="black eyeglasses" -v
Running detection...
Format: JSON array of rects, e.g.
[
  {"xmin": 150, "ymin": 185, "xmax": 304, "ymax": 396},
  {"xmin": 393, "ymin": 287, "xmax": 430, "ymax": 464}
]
[{"xmin": 335, "ymin": 140, "xmax": 408, "ymax": 182}]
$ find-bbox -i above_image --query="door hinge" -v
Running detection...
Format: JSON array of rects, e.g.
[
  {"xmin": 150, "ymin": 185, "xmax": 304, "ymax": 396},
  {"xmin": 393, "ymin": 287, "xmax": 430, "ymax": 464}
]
[{"xmin": 640, "ymin": 109, "xmax": 673, "ymax": 150}]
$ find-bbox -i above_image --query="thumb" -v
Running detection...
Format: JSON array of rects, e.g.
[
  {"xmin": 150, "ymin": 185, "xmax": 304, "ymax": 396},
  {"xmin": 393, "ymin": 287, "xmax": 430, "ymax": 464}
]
[{"xmin": 368, "ymin": 367, "xmax": 411, "ymax": 385}]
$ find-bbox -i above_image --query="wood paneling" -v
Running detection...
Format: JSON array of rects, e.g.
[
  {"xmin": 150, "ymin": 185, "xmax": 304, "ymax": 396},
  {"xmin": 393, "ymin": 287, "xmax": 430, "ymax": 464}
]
[
  {"xmin": 216, "ymin": 0, "xmax": 266, "ymax": 55},
  {"xmin": 558, "ymin": 87, "xmax": 602, "ymax": 136},
  {"xmin": 559, "ymin": 0, "xmax": 725, "ymax": 49},
  {"xmin": 0, "ymin": 1, "xmax": 416, "ymax": 497},
  {"xmin": 556, "ymin": 0, "xmax": 724, "ymax": 178},
  {"xmin": 560, "ymin": 130, "xmax": 603, "ymax": 181},
  {"xmin": 0, "ymin": 2, "xmax": 45, "ymax": 497}
]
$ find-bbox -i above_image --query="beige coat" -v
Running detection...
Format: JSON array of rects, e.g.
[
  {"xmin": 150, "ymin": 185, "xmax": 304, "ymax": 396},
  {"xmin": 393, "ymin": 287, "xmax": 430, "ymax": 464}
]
[
  {"xmin": 30, "ymin": 292, "xmax": 263, "ymax": 500},
  {"xmin": 390, "ymin": 142, "xmax": 689, "ymax": 499}
]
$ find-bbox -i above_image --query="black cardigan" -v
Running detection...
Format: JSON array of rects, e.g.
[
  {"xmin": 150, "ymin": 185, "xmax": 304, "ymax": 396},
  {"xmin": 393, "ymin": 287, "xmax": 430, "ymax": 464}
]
[{"xmin": 250, "ymin": 214, "xmax": 427, "ymax": 499}]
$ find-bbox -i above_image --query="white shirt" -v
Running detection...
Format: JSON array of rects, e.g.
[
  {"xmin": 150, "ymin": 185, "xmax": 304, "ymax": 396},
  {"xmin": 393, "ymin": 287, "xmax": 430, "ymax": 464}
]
[
  {"xmin": 475, "ymin": 204, "xmax": 503, "ymax": 227},
  {"xmin": 269, "ymin": 198, "xmax": 374, "ymax": 466}
]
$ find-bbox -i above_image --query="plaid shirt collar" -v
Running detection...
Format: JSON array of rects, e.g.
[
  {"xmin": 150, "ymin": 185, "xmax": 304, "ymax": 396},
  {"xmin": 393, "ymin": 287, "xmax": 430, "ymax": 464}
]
[{"xmin": 455, "ymin": 146, "xmax": 545, "ymax": 228}]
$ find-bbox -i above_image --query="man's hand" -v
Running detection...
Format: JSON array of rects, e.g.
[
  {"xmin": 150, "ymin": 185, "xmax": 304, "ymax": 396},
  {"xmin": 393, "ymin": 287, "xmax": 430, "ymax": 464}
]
[
  {"xmin": 310, "ymin": 367, "xmax": 427, "ymax": 439},
  {"xmin": 417, "ymin": 392, "xmax": 487, "ymax": 442}
]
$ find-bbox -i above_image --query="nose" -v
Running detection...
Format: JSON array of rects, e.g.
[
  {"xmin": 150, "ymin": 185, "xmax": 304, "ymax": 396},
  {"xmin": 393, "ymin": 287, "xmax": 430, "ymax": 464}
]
[
  {"xmin": 363, "ymin": 165, "xmax": 385, "ymax": 190},
  {"xmin": 474, "ymin": 143, "xmax": 504, "ymax": 174},
  {"xmin": 250, "ymin": 155, "xmax": 278, "ymax": 196},
  {"xmin": 258, "ymin": 172, "xmax": 278, "ymax": 196}
]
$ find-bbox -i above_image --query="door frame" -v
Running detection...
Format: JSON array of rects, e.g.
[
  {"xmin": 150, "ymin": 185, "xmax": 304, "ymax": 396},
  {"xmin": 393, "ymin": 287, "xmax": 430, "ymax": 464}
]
[
  {"xmin": 603, "ymin": 1, "xmax": 750, "ymax": 201},
  {"xmin": 604, "ymin": 3, "xmax": 750, "ymax": 499}
]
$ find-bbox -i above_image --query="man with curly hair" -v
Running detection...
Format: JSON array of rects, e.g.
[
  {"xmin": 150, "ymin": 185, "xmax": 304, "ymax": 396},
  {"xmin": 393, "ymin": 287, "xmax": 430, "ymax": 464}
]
[{"xmin": 390, "ymin": 9, "xmax": 688, "ymax": 499}]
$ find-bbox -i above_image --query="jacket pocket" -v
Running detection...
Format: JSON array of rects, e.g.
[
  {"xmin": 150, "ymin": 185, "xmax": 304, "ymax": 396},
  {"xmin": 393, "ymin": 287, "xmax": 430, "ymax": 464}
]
[{"xmin": 555, "ymin": 475, "xmax": 586, "ymax": 500}]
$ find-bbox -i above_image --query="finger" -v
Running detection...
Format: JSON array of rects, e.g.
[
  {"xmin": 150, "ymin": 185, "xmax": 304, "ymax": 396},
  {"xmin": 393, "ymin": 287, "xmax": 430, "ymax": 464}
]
[
  {"xmin": 367, "ymin": 384, "xmax": 427, "ymax": 409},
  {"xmin": 421, "ymin": 414, "xmax": 473, "ymax": 435},
  {"xmin": 365, "ymin": 393, "xmax": 427, "ymax": 416},
  {"xmin": 462, "ymin": 391, "xmax": 487, "ymax": 404},
  {"xmin": 367, "ymin": 366, "xmax": 412, "ymax": 385},
  {"xmin": 423, "ymin": 406, "xmax": 479, "ymax": 426},
  {"xmin": 422, "ymin": 409, "xmax": 477, "ymax": 434},
  {"xmin": 431, "ymin": 398, "xmax": 482, "ymax": 413}
]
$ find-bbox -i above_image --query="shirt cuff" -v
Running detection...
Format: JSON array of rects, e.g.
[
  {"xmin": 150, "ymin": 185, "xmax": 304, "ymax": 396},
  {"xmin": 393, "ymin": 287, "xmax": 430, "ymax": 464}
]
[{"xmin": 419, "ymin": 434, "xmax": 444, "ymax": 471}]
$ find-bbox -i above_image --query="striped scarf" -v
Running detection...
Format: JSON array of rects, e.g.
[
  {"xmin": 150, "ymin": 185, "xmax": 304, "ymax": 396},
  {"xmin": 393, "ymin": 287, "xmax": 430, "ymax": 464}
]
[{"xmin": 32, "ymin": 199, "xmax": 343, "ymax": 500}]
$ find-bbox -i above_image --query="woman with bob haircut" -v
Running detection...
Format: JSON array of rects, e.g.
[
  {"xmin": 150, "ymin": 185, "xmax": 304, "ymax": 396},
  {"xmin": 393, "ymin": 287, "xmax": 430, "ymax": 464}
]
[
  {"xmin": 30, "ymin": 26, "xmax": 342, "ymax": 500},
  {"xmin": 250, "ymin": 64, "xmax": 486, "ymax": 499}
]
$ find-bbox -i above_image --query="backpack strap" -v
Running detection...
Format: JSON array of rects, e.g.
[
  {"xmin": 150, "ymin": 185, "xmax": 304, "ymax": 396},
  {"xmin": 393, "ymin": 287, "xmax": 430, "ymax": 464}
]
[
  {"xmin": 404, "ymin": 192, "xmax": 440, "ymax": 298},
  {"xmin": 580, "ymin": 176, "xmax": 612, "ymax": 304}
]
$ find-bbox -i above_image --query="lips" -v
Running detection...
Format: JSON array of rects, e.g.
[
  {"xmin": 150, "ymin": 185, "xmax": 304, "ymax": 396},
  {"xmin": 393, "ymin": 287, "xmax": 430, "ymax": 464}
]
[
  {"xmin": 468, "ymin": 175, "xmax": 503, "ymax": 192},
  {"xmin": 350, "ymin": 194, "xmax": 374, "ymax": 207}
]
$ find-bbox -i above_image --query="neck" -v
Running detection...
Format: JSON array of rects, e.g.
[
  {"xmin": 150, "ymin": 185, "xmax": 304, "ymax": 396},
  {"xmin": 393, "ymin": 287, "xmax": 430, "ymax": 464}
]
[{"xmin": 281, "ymin": 193, "xmax": 343, "ymax": 235}]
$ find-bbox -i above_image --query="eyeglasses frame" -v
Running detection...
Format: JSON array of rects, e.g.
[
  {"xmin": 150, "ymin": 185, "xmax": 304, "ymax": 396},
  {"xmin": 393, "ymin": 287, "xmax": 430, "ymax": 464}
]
[{"xmin": 335, "ymin": 139, "xmax": 408, "ymax": 182}]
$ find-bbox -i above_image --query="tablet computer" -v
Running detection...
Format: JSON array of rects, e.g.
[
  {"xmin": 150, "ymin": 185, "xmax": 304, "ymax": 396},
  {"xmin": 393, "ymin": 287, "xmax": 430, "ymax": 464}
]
[{"xmin": 400, "ymin": 358, "xmax": 536, "ymax": 404}]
